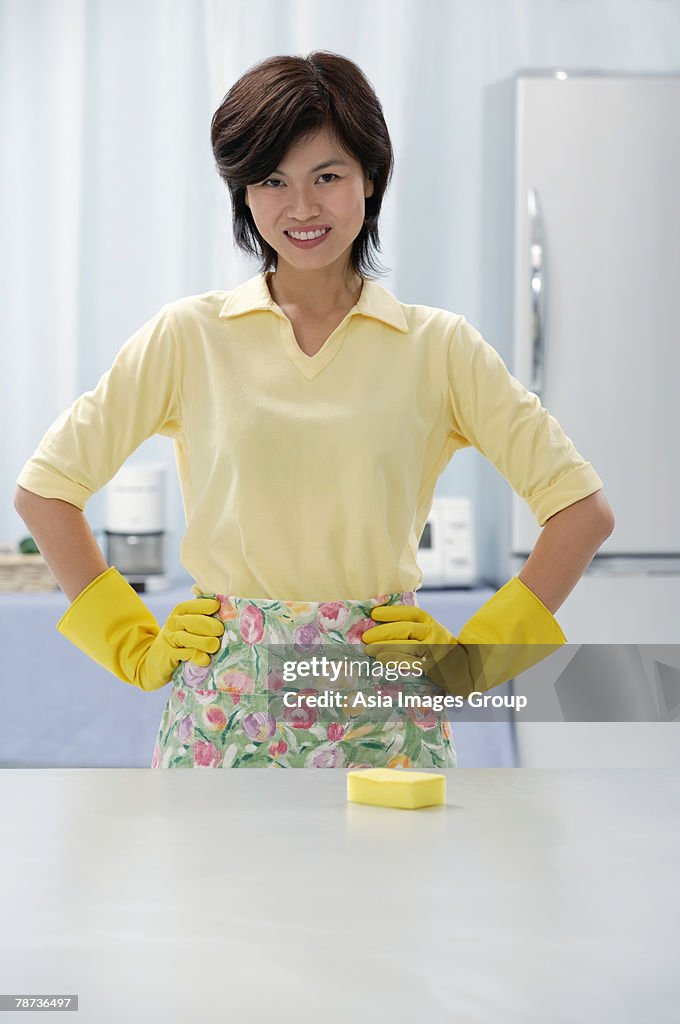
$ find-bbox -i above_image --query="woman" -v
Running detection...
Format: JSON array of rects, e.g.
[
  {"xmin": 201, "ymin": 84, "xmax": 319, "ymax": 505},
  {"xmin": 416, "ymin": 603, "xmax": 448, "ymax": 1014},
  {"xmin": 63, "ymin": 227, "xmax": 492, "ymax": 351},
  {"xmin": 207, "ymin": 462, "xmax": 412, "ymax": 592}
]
[{"xmin": 15, "ymin": 51, "xmax": 613, "ymax": 769}]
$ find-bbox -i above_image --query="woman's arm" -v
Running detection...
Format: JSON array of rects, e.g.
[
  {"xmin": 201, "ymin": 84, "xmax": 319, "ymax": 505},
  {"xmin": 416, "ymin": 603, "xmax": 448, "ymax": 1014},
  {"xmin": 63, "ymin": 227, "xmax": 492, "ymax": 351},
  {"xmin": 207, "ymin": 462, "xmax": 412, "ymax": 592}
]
[
  {"xmin": 517, "ymin": 489, "xmax": 615, "ymax": 615},
  {"xmin": 14, "ymin": 486, "xmax": 110, "ymax": 603}
]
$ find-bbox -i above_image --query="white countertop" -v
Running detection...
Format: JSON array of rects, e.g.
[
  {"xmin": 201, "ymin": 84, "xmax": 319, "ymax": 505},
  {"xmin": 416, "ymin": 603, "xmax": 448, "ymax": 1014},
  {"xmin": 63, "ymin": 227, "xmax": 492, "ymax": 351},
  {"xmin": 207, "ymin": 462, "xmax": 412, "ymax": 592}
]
[{"xmin": 1, "ymin": 768, "xmax": 678, "ymax": 1022}]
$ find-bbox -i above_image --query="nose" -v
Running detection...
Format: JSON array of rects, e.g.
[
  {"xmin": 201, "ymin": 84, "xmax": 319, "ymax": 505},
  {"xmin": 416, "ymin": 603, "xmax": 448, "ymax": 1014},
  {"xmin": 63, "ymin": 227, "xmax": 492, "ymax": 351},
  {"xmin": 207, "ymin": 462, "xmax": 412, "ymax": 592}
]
[{"xmin": 285, "ymin": 185, "xmax": 321, "ymax": 220}]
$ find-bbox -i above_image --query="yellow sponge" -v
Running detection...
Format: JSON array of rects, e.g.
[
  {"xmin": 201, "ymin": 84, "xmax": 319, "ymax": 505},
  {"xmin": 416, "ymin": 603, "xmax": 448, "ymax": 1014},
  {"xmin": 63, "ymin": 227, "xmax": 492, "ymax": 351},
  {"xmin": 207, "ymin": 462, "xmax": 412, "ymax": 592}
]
[{"xmin": 346, "ymin": 768, "xmax": 446, "ymax": 809}]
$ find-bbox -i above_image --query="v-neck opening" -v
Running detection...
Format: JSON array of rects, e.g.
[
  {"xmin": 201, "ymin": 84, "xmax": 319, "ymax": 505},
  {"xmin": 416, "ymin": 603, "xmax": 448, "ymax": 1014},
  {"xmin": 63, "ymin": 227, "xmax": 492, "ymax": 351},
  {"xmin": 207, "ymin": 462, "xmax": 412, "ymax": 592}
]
[
  {"xmin": 264, "ymin": 273, "xmax": 365, "ymax": 381},
  {"xmin": 276, "ymin": 312, "xmax": 354, "ymax": 380}
]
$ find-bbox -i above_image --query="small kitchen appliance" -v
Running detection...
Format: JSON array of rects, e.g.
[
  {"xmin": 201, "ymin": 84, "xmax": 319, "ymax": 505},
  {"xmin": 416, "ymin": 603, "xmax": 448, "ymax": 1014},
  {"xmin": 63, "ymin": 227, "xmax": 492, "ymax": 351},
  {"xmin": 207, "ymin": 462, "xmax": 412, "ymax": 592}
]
[
  {"xmin": 419, "ymin": 497, "xmax": 477, "ymax": 588},
  {"xmin": 104, "ymin": 463, "xmax": 169, "ymax": 592}
]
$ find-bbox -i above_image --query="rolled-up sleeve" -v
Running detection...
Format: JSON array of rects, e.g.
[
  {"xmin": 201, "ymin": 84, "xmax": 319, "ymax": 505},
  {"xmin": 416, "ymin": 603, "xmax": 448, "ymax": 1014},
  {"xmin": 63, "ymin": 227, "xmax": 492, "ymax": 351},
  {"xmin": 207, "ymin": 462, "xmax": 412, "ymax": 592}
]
[
  {"xmin": 447, "ymin": 316, "xmax": 603, "ymax": 526},
  {"xmin": 16, "ymin": 304, "xmax": 182, "ymax": 511}
]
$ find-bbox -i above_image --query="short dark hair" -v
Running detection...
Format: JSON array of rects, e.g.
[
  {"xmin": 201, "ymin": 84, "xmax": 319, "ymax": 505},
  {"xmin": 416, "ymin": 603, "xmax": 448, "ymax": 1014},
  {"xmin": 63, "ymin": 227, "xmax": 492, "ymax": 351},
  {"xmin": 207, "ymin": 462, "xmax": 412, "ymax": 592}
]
[{"xmin": 210, "ymin": 51, "xmax": 394, "ymax": 281}]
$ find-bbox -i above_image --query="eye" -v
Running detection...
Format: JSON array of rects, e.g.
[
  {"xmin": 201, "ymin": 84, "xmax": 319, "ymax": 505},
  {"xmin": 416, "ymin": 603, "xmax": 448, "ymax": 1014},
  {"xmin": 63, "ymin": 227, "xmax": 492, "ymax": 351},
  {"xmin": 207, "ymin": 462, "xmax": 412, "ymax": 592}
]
[{"xmin": 260, "ymin": 173, "xmax": 340, "ymax": 187}]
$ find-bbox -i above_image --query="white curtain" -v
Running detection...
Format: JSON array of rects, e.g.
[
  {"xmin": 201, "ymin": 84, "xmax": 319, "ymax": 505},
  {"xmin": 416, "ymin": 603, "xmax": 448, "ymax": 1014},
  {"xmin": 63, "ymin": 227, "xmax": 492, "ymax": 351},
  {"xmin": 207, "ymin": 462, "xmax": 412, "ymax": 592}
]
[{"xmin": 3, "ymin": 0, "xmax": 680, "ymax": 584}]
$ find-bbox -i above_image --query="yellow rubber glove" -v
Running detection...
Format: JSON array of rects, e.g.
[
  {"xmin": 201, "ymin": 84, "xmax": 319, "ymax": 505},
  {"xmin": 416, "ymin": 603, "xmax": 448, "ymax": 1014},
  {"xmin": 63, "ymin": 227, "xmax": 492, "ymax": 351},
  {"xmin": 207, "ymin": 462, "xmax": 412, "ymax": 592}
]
[
  {"xmin": 361, "ymin": 576, "xmax": 566, "ymax": 697},
  {"xmin": 56, "ymin": 565, "xmax": 225, "ymax": 691}
]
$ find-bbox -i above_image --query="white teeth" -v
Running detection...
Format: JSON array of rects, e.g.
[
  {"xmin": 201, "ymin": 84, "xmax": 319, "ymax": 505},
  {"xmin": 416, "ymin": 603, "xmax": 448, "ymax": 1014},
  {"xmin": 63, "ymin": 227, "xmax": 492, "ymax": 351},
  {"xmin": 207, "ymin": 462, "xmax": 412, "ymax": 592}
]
[{"xmin": 286, "ymin": 228, "xmax": 330, "ymax": 240}]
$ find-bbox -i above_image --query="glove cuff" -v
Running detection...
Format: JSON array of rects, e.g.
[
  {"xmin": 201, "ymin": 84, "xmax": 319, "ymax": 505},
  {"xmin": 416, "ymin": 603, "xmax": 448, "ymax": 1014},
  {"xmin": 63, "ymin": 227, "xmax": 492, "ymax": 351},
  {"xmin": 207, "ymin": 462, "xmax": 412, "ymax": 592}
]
[
  {"xmin": 56, "ymin": 566, "xmax": 159, "ymax": 686},
  {"xmin": 458, "ymin": 575, "xmax": 567, "ymax": 646},
  {"xmin": 513, "ymin": 576, "xmax": 567, "ymax": 642},
  {"xmin": 430, "ymin": 576, "xmax": 566, "ymax": 696},
  {"xmin": 56, "ymin": 566, "xmax": 116, "ymax": 634}
]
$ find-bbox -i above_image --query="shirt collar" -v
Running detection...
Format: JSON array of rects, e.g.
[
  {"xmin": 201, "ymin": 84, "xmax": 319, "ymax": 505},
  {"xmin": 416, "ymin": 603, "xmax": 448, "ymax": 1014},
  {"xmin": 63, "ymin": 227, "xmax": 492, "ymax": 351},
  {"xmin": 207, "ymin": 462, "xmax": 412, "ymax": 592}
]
[{"xmin": 218, "ymin": 271, "xmax": 409, "ymax": 333}]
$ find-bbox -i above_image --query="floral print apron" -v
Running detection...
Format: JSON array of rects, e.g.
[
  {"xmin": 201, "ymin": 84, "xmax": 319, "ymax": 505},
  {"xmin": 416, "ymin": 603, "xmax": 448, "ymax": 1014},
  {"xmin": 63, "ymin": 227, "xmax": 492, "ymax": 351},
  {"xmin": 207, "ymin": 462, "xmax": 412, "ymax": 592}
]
[{"xmin": 151, "ymin": 590, "xmax": 457, "ymax": 769}]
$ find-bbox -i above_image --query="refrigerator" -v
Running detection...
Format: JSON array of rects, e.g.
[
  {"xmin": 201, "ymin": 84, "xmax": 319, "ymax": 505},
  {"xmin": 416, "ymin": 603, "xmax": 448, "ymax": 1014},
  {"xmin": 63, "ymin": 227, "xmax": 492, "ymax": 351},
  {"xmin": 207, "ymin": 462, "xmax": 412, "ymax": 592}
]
[{"xmin": 479, "ymin": 71, "xmax": 680, "ymax": 766}]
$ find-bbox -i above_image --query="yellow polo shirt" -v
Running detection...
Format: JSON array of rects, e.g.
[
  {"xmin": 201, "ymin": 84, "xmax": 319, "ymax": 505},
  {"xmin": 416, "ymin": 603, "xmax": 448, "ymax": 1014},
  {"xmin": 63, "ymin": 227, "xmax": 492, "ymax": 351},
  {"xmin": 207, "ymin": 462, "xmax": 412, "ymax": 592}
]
[{"xmin": 16, "ymin": 271, "xmax": 603, "ymax": 601}]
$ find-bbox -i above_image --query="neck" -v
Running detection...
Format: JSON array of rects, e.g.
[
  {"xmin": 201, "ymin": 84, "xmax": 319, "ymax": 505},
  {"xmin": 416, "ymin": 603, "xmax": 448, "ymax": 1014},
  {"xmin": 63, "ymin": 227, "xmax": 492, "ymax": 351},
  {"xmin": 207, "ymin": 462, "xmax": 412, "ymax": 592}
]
[{"xmin": 266, "ymin": 265, "xmax": 363, "ymax": 318}]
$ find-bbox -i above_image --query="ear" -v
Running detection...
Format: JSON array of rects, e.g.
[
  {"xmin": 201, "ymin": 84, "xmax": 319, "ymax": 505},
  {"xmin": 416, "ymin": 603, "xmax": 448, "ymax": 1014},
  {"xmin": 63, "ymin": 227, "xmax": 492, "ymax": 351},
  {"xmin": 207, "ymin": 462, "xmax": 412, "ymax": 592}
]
[
  {"xmin": 365, "ymin": 175, "xmax": 374, "ymax": 200},
  {"xmin": 244, "ymin": 189, "xmax": 250, "ymax": 209}
]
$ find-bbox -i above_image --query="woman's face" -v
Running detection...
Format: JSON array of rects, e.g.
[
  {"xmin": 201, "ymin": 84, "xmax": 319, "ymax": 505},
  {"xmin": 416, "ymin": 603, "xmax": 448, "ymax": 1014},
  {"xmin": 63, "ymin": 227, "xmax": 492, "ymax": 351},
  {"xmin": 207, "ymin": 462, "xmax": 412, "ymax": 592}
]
[{"xmin": 245, "ymin": 126, "xmax": 374, "ymax": 276}]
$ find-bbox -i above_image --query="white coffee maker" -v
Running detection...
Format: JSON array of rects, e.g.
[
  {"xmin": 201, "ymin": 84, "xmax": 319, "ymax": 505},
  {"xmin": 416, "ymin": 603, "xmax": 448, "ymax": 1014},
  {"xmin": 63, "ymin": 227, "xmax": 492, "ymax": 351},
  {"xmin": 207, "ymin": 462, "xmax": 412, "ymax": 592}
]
[{"xmin": 104, "ymin": 463, "xmax": 170, "ymax": 593}]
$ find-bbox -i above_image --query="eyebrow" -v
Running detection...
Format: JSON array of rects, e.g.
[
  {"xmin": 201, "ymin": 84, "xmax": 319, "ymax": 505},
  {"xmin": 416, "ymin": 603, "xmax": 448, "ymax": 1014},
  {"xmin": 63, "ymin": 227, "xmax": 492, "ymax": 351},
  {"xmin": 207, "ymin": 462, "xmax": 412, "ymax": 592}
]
[{"xmin": 271, "ymin": 159, "xmax": 350, "ymax": 175}]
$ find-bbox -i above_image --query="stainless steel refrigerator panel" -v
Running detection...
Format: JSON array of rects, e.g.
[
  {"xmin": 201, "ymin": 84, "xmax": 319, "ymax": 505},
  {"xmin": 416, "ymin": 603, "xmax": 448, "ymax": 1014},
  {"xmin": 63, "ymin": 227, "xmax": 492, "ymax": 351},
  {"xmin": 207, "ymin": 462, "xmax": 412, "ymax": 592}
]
[{"xmin": 509, "ymin": 73, "xmax": 680, "ymax": 557}]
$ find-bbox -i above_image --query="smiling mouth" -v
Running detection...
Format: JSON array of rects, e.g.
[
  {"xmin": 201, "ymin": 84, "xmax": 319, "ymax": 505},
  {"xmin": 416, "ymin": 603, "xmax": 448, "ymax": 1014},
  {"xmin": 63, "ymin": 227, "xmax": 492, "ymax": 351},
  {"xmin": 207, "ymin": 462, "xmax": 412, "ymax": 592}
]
[{"xmin": 284, "ymin": 228, "xmax": 332, "ymax": 238}]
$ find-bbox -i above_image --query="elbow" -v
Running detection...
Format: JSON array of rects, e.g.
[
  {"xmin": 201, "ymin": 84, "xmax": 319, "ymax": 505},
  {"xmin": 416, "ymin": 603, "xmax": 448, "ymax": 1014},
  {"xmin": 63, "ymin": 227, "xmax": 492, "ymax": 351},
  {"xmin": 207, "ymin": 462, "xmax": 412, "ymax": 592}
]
[
  {"xmin": 15, "ymin": 488, "xmax": 81, "ymax": 516},
  {"xmin": 598, "ymin": 515, "xmax": 615, "ymax": 547},
  {"xmin": 13, "ymin": 486, "xmax": 29, "ymax": 513},
  {"xmin": 14, "ymin": 485, "xmax": 41, "ymax": 516},
  {"xmin": 597, "ymin": 508, "xmax": 615, "ymax": 544},
  {"xmin": 599, "ymin": 497, "xmax": 616, "ymax": 539},
  {"xmin": 589, "ymin": 489, "xmax": 616, "ymax": 539}
]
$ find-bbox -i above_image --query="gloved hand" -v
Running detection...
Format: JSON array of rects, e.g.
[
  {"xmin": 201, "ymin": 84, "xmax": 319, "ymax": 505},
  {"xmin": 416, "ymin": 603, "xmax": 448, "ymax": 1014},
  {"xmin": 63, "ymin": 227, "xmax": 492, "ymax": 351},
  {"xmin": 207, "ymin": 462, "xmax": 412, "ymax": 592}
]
[
  {"xmin": 361, "ymin": 605, "xmax": 458, "ymax": 675},
  {"xmin": 361, "ymin": 576, "xmax": 566, "ymax": 697},
  {"xmin": 56, "ymin": 565, "xmax": 225, "ymax": 691}
]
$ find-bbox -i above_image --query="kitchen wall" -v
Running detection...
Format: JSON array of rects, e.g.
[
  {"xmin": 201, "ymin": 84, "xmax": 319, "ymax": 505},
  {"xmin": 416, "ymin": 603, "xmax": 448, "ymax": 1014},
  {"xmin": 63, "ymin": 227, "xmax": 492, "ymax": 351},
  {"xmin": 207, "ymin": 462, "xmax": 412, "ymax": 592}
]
[{"xmin": 4, "ymin": 0, "xmax": 680, "ymax": 589}]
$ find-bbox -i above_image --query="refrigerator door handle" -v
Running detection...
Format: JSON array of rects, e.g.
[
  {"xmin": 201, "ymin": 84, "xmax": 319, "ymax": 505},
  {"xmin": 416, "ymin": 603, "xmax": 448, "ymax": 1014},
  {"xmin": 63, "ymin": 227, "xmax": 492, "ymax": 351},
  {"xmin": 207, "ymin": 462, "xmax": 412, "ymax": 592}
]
[{"xmin": 528, "ymin": 188, "xmax": 544, "ymax": 398}]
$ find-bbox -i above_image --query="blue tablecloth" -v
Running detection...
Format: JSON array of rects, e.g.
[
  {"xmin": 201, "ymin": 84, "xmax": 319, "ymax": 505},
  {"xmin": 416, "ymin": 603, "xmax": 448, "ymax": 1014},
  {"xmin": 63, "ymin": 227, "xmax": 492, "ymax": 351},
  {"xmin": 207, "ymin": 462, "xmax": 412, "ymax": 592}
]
[{"xmin": 0, "ymin": 581, "xmax": 515, "ymax": 767}]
